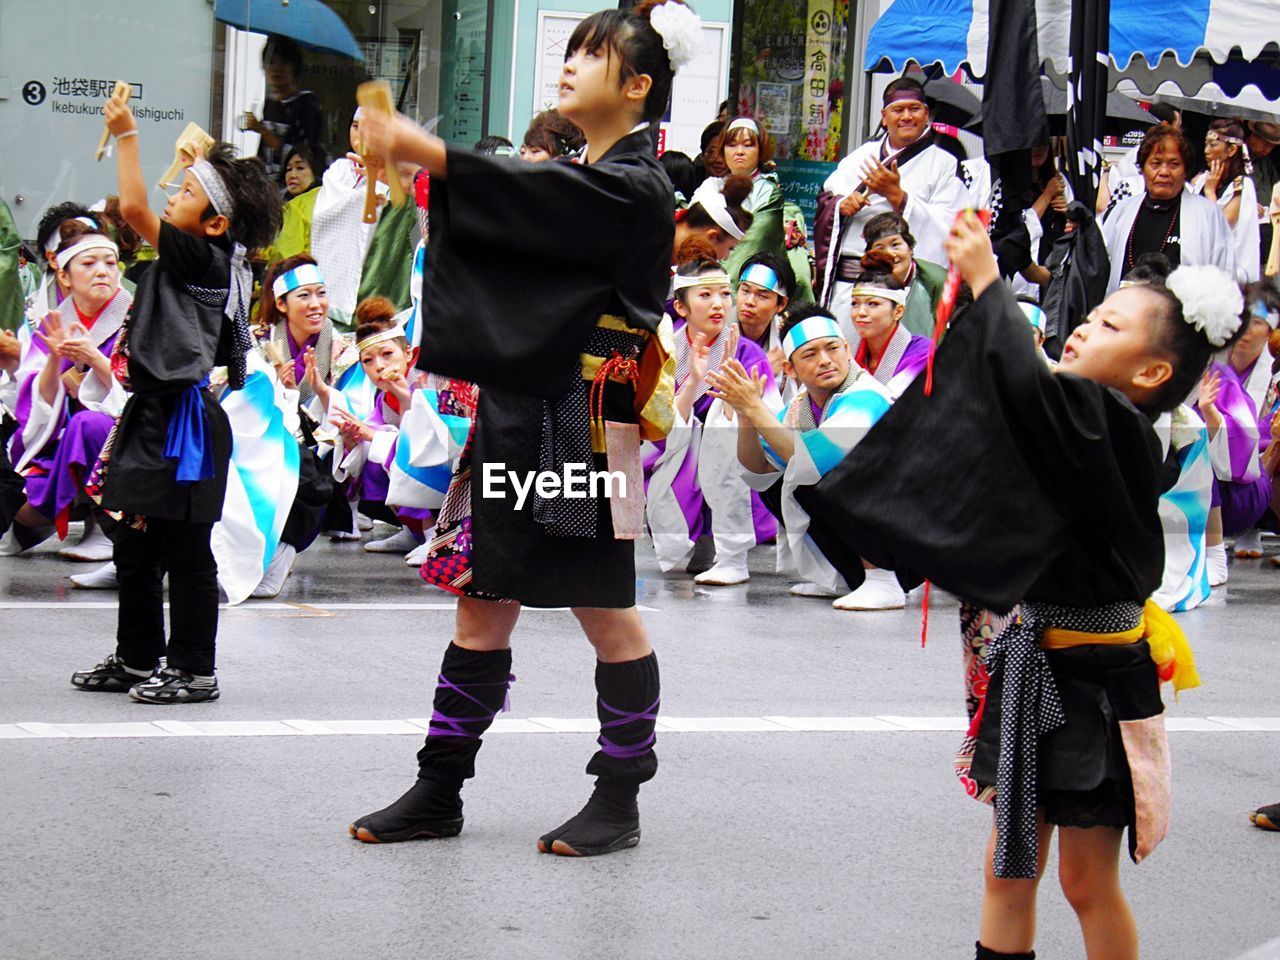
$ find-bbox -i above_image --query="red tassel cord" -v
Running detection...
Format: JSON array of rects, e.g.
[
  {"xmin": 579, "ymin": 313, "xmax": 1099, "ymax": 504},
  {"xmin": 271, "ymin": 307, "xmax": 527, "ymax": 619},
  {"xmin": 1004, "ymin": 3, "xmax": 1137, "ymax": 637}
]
[
  {"xmin": 924, "ymin": 208, "xmax": 991, "ymax": 397},
  {"xmin": 918, "ymin": 209, "xmax": 992, "ymax": 643}
]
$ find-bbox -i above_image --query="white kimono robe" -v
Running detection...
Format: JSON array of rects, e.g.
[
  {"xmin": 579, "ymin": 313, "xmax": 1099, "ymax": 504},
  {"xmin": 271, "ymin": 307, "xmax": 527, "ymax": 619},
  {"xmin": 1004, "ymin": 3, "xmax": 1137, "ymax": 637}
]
[
  {"xmin": 1191, "ymin": 172, "xmax": 1261, "ymax": 283},
  {"xmin": 1100, "ymin": 188, "xmax": 1237, "ymax": 293},
  {"xmin": 739, "ymin": 371, "xmax": 893, "ymax": 593},
  {"xmin": 1152, "ymin": 405, "xmax": 1213, "ymax": 613},
  {"xmin": 821, "ymin": 136, "xmax": 967, "ymax": 328},
  {"xmin": 210, "ymin": 352, "xmax": 303, "ymax": 605},
  {"xmin": 311, "ymin": 158, "xmax": 390, "ymax": 321},
  {"xmin": 319, "ymin": 379, "xmax": 465, "ymax": 511}
]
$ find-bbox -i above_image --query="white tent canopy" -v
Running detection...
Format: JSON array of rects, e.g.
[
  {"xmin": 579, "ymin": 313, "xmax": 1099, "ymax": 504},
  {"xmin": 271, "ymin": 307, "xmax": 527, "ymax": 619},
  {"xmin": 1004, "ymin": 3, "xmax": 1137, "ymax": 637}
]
[{"xmin": 866, "ymin": 0, "xmax": 1280, "ymax": 111}]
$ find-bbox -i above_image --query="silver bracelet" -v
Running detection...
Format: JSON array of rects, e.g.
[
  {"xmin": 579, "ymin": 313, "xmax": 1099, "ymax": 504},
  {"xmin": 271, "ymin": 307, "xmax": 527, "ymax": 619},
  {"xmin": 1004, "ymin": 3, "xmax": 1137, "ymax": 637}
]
[{"xmin": 115, "ymin": 130, "xmax": 138, "ymax": 141}]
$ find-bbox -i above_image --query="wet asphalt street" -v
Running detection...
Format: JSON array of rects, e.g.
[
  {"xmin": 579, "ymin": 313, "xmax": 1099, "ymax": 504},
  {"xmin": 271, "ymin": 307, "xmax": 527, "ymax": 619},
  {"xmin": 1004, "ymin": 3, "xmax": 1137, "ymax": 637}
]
[{"xmin": 1, "ymin": 528, "xmax": 1278, "ymax": 960}]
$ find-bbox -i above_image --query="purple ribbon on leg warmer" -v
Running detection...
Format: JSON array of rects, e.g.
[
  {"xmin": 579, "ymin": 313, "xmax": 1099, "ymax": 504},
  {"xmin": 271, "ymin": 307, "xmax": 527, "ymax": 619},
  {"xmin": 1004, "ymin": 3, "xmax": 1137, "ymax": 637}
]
[
  {"xmin": 427, "ymin": 673, "xmax": 516, "ymax": 738},
  {"xmin": 597, "ymin": 695, "xmax": 660, "ymax": 760}
]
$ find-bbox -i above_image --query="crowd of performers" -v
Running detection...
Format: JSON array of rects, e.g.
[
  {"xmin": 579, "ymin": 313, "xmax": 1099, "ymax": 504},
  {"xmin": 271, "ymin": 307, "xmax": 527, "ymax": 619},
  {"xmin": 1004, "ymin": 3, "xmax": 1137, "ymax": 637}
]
[{"xmin": 2, "ymin": 2, "xmax": 1280, "ymax": 956}]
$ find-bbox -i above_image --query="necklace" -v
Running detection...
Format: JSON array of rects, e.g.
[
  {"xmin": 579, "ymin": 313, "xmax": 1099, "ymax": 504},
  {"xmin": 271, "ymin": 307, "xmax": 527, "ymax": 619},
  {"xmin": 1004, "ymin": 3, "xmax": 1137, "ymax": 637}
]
[{"xmin": 1126, "ymin": 197, "xmax": 1181, "ymax": 271}]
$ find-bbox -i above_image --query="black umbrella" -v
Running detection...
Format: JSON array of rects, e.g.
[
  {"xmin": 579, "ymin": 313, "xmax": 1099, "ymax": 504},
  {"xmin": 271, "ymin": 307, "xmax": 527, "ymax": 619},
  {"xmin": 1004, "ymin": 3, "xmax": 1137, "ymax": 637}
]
[
  {"xmin": 967, "ymin": 76, "xmax": 1154, "ymax": 138},
  {"xmin": 1044, "ymin": 77, "xmax": 1152, "ymax": 135},
  {"xmin": 923, "ymin": 76, "xmax": 982, "ymax": 128}
]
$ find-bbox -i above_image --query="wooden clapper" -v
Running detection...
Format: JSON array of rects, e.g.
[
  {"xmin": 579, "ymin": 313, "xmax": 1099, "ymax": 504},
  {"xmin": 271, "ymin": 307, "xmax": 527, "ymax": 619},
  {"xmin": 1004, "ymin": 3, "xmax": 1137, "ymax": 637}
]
[
  {"xmin": 156, "ymin": 123, "xmax": 216, "ymax": 190},
  {"xmin": 355, "ymin": 80, "xmax": 407, "ymax": 224},
  {"xmin": 94, "ymin": 81, "xmax": 132, "ymax": 161}
]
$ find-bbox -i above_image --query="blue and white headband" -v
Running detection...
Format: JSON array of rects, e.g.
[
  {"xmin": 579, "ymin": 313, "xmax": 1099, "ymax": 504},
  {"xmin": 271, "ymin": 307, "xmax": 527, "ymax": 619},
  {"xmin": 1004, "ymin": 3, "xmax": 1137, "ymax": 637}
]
[
  {"xmin": 189, "ymin": 159, "xmax": 234, "ymax": 219},
  {"xmin": 1019, "ymin": 301, "xmax": 1047, "ymax": 333},
  {"xmin": 1252, "ymin": 300, "xmax": 1279, "ymax": 331},
  {"xmin": 739, "ymin": 263, "xmax": 787, "ymax": 296},
  {"xmin": 782, "ymin": 315, "xmax": 845, "ymax": 359},
  {"xmin": 273, "ymin": 262, "xmax": 326, "ymax": 299}
]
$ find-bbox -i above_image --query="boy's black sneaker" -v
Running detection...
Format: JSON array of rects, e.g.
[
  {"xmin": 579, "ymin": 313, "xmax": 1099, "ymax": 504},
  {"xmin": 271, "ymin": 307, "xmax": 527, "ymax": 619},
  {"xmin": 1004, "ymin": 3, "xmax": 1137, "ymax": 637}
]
[
  {"xmin": 128, "ymin": 668, "xmax": 219, "ymax": 704},
  {"xmin": 71, "ymin": 653, "xmax": 153, "ymax": 692}
]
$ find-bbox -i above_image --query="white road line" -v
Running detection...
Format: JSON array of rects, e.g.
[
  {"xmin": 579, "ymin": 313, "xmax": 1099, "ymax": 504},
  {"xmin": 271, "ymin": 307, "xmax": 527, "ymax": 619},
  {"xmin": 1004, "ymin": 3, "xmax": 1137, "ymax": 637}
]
[
  {"xmin": 0, "ymin": 601, "xmax": 660, "ymax": 612},
  {"xmin": 0, "ymin": 716, "xmax": 1277, "ymax": 740}
]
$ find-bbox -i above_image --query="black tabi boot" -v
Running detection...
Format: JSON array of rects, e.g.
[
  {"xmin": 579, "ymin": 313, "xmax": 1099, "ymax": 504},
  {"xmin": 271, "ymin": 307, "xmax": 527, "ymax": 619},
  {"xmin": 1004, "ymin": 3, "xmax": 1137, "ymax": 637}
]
[
  {"xmin": 349, "ymin": 643, "xmax": 513, "ymax": 843},
  {"xmin": 539, "ymin": 652, "xmax": 660, "ymax": 857},
  {"xmin": 975, "ymin": 943, "xmax": 1035, "ymax": 960}
]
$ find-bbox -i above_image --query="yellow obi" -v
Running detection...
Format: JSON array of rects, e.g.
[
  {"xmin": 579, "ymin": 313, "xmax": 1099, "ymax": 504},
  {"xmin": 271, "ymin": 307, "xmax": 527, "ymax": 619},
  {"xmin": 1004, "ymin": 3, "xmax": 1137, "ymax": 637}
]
[
  {"xmin": 1041, "ymin": 599, "xmax": 1201, "ymax": 696},
  {"xmin": 579, "ymin": 313, "xmax": 675, "ymax": 443}
]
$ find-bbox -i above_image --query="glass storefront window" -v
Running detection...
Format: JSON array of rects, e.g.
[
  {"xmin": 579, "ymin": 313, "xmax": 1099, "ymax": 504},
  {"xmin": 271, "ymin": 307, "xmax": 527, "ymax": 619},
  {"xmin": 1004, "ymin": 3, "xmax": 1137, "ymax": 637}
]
[
  {"xmin": 0, "ymin": 0, "xmax": 491, "ymax": 240},
  {"xmin": 733, "ymin": 0, "xmax": 852, "ymax": 224}
]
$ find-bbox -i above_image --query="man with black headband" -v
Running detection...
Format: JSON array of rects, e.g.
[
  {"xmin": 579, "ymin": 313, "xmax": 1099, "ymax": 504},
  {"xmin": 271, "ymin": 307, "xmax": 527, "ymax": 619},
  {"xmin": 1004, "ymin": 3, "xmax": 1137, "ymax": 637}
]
[{"xmin": 812, "ymin": 76, "xmax": 967, "ymax": 341}]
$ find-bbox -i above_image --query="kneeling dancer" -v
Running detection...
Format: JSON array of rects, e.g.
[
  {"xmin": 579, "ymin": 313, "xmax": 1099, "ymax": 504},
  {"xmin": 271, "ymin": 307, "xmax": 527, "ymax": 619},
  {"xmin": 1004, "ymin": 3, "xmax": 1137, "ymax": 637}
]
[{"xmin": 348, "ymin": 0, "xmax": 692, "ymax": 856}]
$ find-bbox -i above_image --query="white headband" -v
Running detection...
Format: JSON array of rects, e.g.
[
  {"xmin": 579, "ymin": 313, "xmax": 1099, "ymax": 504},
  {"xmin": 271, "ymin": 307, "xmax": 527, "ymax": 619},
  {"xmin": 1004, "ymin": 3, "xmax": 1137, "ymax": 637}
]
[
  {"xmin": 727, "ymin": 118, "xmax": 760, "ymax": 136},
  {"xmin": 189, "ymin": 159, "xmax": 234, "ymax": 220},
  {"xmin": 783, "ymin": 316, "xmax": 845, "ymax": 358},
  {"xmin": 45, "ymin": 216, "xmax": 98, "ymax": 254},
  {"xmin": 848, "ymin": 284, "xmax": 908, "ymax": 306},
  {"xmin": 273, "ymin": 262, "xmax": 326, "ymax": 299},
  {"xmin": 673, "ymin": 271, "xmax": 731, "ymax": 291},
  {"xmin": 688, "ymin": 180, "xmax": 746, "ymax": 241},
  {"xmin": 356, "ymin": 325, "xmax": 409, "ymax": 354},
  {"xmin": 55, "ymin": 236, "xmax": 119, "ymax": 270}
]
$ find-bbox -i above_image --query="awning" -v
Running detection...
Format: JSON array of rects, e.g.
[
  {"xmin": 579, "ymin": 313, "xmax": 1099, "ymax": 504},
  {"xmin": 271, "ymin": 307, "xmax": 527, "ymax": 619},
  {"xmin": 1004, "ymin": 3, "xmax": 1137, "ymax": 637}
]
[
  {"xmin": 214, "ymin": 0, "xmax": 365, "ymax": 61},
  {"xmin": 866, "ymin": 0, "xmax": 1280, "ymax": 82}
]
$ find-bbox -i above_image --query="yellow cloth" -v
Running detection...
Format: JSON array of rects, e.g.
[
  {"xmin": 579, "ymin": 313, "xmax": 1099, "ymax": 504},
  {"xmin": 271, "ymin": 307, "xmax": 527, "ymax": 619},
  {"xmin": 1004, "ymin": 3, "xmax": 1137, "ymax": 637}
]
[
  {"xmin": 580, "ymin": 314, "xmax": 675, "ymax": 442},
  {"xmin": 1041, "ymin": 599, "xmax": 1200, "ymax": 696},
  {"xmin": 261, "ymin": 188, "xmax": 318, "ymax": 265}
]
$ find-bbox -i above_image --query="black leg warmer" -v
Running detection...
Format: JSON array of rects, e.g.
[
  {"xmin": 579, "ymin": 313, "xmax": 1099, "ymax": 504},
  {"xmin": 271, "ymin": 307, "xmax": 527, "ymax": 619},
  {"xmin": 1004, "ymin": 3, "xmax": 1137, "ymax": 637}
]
[
  {"xmin": 349, "ymin": 643, "xmax": 513, "ymax": 843},
  {"xmin": 538, "ymin": 652, "xmax": 660, "ymax": 857},
  {"xmin": 975, "ymin": 942, "xmax": 1035, "ymax": 960}
]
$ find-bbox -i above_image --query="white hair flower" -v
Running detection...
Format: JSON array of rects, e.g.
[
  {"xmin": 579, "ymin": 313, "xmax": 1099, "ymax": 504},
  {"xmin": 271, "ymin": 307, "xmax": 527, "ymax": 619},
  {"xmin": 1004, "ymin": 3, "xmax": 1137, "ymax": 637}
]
[
  {"xmin": 1166, "ymin": 265, "xmax": 1244, "ymax": 347},
  {"xmin": 649, "ymin": 1, "xmax": 704, "ymax": 73}
]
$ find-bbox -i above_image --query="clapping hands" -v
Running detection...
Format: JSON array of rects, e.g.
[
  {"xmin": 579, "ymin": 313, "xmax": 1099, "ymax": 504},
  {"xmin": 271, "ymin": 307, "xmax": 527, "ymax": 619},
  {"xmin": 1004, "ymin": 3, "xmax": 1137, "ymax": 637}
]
[{"xmin": 1198, "ymin": 370, "xmax": 1224, "ymax": 436}]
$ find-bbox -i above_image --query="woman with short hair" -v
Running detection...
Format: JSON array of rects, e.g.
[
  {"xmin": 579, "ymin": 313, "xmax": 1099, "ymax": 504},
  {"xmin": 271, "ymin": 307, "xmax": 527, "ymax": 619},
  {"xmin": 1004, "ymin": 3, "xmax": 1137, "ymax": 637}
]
[{"xmin": 1101, "ymin": 123, "xmax": 1237, "ymax": 293}]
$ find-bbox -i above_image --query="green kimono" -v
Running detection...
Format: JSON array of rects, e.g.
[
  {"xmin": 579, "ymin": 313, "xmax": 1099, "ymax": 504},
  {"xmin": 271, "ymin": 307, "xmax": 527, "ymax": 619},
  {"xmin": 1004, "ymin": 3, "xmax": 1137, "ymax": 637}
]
[
  {"xmin": 354, "ymin": 198, "xmax": 419, "ymax": 317},
  {"xmin": 0, "ymin": 199, "xmax": 25, "ymax": 332},
  {"xmin": 899, "ymin": 257, "xmax": 947, "ymax": 338},
  {"xmin": 717, "ymin": 174, "xmax": 817, "ymax": 307}
]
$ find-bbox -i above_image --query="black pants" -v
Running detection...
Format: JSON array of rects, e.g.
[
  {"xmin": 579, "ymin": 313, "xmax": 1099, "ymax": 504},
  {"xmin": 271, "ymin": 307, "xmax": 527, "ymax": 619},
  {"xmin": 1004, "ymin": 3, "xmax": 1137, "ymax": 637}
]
[{"xmin": 114, "ymin": 518, "xmax": 219, "ymax": 675}]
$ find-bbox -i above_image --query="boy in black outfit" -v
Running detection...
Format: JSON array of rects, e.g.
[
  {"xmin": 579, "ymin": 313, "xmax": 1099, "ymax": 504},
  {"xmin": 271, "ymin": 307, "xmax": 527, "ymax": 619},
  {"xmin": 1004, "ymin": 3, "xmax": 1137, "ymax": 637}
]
[{"xmin": 71, "ymin": 92, "xmax": 281, "ymax": 703}]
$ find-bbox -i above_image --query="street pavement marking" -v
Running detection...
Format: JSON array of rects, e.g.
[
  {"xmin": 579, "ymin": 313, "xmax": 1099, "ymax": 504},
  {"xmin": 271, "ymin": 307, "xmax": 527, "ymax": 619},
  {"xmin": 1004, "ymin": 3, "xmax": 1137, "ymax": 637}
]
[
  {"xmin": 0, "ymin": 601, "xmax": 660, "ymax": 612},
  {"xmin": 1, "ymin": 715, "xmax": 1278, "ymax": 740}
]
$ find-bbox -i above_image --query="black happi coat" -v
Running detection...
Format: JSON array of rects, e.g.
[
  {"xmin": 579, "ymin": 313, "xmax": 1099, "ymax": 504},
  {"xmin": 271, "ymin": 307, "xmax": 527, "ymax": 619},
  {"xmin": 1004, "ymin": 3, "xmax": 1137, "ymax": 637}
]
[
  {"xmin": 101, "ymin": 224, "xmax": 233, "ymax": 523},
  {"xmin": 418, "ymin": 130, "xmax": 673, "ymax": 607},
  {"xmin": 797, "ymin": 281, "xmax": 1166, "ymax": 614}
]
